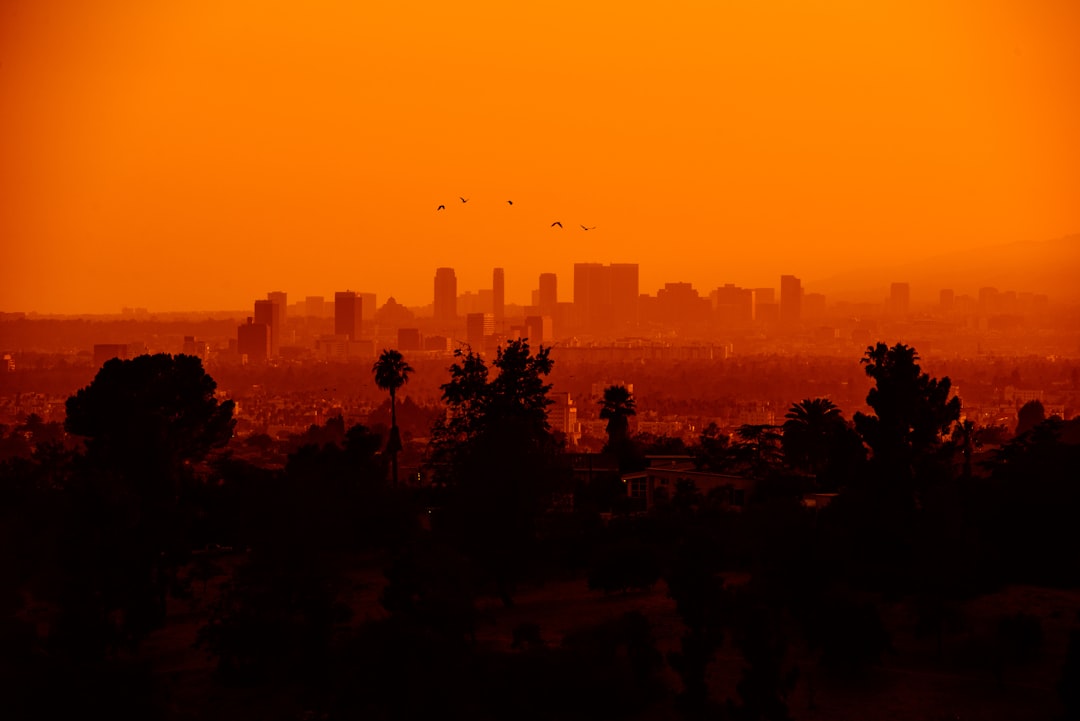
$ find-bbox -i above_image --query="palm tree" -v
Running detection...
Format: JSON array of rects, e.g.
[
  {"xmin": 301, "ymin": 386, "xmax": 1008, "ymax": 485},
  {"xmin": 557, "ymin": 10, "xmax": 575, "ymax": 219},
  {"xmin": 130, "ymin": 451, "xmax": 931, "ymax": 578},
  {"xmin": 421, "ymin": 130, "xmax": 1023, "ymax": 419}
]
[
  {"xmin": 733, "ymin": 423, "xmax": 783, "ymax": 477},
  {"xmin": 599, "ymin": 385, "xmax": 636, "ymax": 448},
  {"xmin": 373, "ymin": 349, "xmax": 413, "ymax": 484},
  {"xmin": 782, "ymin": 398, "xmax": 843, "ymax": 476}
]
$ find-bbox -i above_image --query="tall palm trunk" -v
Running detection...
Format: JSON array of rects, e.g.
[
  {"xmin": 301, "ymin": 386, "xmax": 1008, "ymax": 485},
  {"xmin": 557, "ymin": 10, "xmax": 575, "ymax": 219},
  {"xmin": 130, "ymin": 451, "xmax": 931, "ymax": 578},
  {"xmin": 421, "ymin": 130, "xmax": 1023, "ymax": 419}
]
[{"xmin": 389, "ymin": 388, "xmax": 399, "ymax": 484}]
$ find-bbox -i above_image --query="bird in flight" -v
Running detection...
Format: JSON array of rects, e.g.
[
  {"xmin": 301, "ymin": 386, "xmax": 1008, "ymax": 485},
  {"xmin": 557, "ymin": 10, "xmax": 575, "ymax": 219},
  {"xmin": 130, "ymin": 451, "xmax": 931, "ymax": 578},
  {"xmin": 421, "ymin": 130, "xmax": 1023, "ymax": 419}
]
[
  {"xmin": 551, "ymin": 221, "xmax": 563, "ymax": 228},
  {"xmin": 581, "ymin": 225, "xmax": 596, "ymax": 230},
  {"xmin": 437, "ymin": 205, "xmax": 445, "ymax": 211},
  {"xmin": 460, "ymin": 197, "xmax": 469, "ymax": 203},
  {"xmin": 507, "ymin": 200, "xmax": 513, "ymax": 205}
]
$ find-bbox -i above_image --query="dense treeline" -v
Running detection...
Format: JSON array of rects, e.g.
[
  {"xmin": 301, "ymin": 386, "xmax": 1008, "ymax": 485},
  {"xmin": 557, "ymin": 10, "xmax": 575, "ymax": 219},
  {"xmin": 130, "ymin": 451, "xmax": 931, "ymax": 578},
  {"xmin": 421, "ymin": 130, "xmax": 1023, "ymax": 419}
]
[{"xmin": 1, "ymin": 342, "xmax": 1078, "ymax": 720}]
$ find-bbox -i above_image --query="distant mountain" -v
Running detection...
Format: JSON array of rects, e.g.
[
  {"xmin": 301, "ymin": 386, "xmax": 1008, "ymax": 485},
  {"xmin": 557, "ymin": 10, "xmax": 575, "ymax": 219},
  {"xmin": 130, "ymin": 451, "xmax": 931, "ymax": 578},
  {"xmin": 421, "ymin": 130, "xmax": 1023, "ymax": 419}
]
[{"xmin": 809, "ymin": 234, "xmax": 1080, "ymax": 304}]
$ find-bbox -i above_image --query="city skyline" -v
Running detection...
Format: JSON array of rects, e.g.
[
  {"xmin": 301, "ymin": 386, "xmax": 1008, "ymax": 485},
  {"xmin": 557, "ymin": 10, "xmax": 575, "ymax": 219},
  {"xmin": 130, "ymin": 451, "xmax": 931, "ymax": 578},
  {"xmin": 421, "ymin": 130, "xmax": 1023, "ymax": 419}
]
[
  {"xmin": 3, "ymin": 235, "xmax": 1076, "ymax": 319},
  {"xmin": 2, "ymin": 1, "xmax": 1078, "ymax": 315}
]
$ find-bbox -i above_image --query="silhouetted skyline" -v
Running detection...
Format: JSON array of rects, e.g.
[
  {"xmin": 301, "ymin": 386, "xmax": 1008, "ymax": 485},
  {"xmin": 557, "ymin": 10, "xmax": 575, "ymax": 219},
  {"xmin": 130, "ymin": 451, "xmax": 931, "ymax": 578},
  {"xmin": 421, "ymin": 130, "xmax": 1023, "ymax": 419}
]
[{"xmin": 2, "ymin": 3, "xmax": 1078, "ymax": 314}]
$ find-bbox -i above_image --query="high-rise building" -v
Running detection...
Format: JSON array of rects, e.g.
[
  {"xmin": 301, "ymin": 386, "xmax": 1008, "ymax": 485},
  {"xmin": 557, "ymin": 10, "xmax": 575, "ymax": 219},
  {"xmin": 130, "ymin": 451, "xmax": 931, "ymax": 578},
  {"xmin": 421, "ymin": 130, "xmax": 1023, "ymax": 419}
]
[
  {"xmin": 574, "ymin": 263, "xmax": 607, "ymax": 333},
  {"xmin": 547, "ymin": 392, "xmax": 581, "ymax": 446},
  {"xmin": 358, "ymin": 293, "xmax": 377, "ymax": 326},
  {"xmin": 466, "ymin": 312, "xmax": 495, "ymax": 350},
  {"xmin": 574, "ymin": 262, "xmax": 638, "ymax": 334},
  {"xmin": 254, "ymin": 299, "xmax": 281, "ymax": 357},
  {"xmin": 712, "ymin": 284, "xmax": 755, "ymax": 325},
  {"xmin": 939, "ymin": 289, "xmax": 955, "ymax": 312},
  {"xmin": 335, "ymin": 291, "xmax": 363, "ymax": 341},
  {"xmin": 434, "ymin": 267, "xmax": 457, "ymax": 325},
  {"xmin": 780, "ymin": 275, "xmax": 802, "ymax": 326},
  {"xmin": 492, "ymin": 267, "xmax": 505, "ymax": 325},
  {"xmin": 267, "ymin": 291, "xmax": 287, "ymax": 325},
  {"xmin": 889, "ymin": 282, "xmax": 910, "ymax": 316},
  {"xmin": 656, "ymin": 282, "xmax": 710, "ymax": 328},
  {"xmin": 237, "ymin": 317, "xmax": 269, "ymax": 362},
  {"xmin": 538, "ymin": 273, "xmax": 557, "ymax": 316},
  {"xmin": 610, "ymin": 263, "xmax": 640, "ymax": 328}
]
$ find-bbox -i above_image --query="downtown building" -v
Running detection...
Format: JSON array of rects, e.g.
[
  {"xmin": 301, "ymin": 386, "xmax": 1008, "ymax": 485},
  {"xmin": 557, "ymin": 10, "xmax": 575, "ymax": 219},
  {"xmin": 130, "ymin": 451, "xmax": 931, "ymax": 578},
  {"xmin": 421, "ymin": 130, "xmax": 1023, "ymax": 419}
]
[{"xmin": 573, "ymin": 262, "xmax": 639, "ymax": 336}]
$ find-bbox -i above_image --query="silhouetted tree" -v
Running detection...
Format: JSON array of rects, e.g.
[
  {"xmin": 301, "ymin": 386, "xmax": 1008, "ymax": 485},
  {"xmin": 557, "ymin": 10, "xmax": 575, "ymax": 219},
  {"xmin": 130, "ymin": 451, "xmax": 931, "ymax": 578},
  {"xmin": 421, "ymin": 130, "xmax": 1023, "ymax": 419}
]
[
  {"xmin": 1015, "ymin": 399, "xmax": 1045, "ymax": 437},
  {"xmin": 429, "ymin": 339, "xmax": 567, "ymax": 605},
  {"xmin": 781, "ymin": 398, "xmax": 842, "ymax": 477},
  {"xmin": 373, "ymin": 348, "xmax": 414, "ymax": 484},
  {"xmin": 57, "ymin": 353, "xmax": 234, "ymax": 655},
  {"xmin": 600, "ymin": 385, "xmax": 636, "ymax": 445},
  {"xmin": 853, "ymin": 342, "xmax": 961, "ymax": 499},
  {"xmin": 694, "ymin": 422, "xmax": 731, "ymax": 472},
  {"xmin": 731, "ymin": 424, "xmax": 783, "ymax": 478}
]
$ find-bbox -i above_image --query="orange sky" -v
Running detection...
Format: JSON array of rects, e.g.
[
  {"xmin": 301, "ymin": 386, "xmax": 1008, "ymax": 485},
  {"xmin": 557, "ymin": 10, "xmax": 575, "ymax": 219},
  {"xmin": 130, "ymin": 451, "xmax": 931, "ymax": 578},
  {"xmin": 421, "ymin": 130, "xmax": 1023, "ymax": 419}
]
[{"xmin": 1, "ymin": 0, "xmax": 1078, "ymax": 314}]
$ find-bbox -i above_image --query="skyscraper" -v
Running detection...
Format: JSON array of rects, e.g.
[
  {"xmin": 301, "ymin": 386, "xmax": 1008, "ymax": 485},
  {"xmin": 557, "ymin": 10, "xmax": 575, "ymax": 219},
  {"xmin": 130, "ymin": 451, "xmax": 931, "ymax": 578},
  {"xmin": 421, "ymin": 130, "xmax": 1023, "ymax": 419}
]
[
  {"xmin": 335, "ymin": 291, "xmax": 363, "ymax": 341},
  {"xmin": 573, "ymin": 262, "xmax": 638, "ymax": 334},
  {"xmin": 267, "ymin": 290, "xmax": 287, "ymax": 325},
  {"xmin": 779, "ymin": 275, "xmax": 802, "ymax": 326},
  {"xmin": 889, "ymin": 282, "xmax": 910, "ymax": 316},
  {"xmin": 538, "ymin": 272, "xmax": 557, "ymax": 317},
  {"xmin": 254, "ymin": 299, "xmax": 281, "ymax": 357},
  {"xmin": 434, "ymin": 267, "xmax": 457, "ymax": 325},
  {"xmin": 237, "ymin": 317, "xmax": 269, "ymax": 362},
  {"xmin": 466, "ymin": 312, "xmax": 495, "ymax": 350},
  {"xmin": 574, "ymin": 263, "xmax": 606, "ymax": 333},
  {"xmin": 492, "ymin": 267, "xmax": 505, "ymax": 325},
  {"xmin": 609, "ymin": 263, "xmax": 640, "ymax": 328}
]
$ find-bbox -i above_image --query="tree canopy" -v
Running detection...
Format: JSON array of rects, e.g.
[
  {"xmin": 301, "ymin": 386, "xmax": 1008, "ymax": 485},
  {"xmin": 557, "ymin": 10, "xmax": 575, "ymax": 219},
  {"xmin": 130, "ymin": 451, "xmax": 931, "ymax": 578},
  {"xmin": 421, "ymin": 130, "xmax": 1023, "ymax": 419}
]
[{"xmin": 65, "ymin": 353, "xmax": 235, "ymax": 476}]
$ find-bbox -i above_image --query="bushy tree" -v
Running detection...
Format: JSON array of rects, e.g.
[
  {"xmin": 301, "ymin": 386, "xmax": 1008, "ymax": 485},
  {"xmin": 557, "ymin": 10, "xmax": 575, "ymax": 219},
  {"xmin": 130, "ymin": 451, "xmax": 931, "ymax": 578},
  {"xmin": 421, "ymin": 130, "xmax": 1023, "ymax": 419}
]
[
  {"xmin": 853, "ymin": 343, "xmax": 960, "ymax": 498},
  {"xmin": 429, "ymin": 339, "xmax": 568, "ymax": 605},
  {"xmin": 55, "ymin": 354, "xmax": 235, "ymax": 657}
]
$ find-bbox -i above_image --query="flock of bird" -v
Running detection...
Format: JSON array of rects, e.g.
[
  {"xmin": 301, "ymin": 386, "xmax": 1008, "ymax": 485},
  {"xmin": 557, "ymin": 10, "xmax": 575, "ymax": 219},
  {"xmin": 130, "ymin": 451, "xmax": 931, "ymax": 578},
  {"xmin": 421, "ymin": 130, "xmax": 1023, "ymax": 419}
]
[{"xmin": 435, "ymin": 196, "xmax": 596, "ymax": 231}]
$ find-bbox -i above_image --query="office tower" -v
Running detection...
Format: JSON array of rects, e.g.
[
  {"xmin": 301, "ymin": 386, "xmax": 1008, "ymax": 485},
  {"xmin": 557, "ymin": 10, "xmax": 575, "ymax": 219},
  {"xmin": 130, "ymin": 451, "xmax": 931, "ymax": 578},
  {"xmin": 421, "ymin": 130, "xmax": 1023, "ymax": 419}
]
[
  {"xmin": 610, "ymin": 263, "xmax": 640, "ymax": 327},
  {"xmin": 335, "ymin": 291, "xmax": 363, "ymax": 341},
  {"xmin": 888, "ymin": 282, "xmax": 910, "ymax": 316},
  {"xmin": 492, "ymin": 267, "xmax": 505, "ymax": 325},
  {"xmin": 267, "ymin": 291, "xmax": 287, "ymax": 325},
  {"xmin": 656, "ymin": 282, "xmax": 710, "ymax": 327},
  {"xmin": 237, "ymin": 317, "xmax": 270, "ymax": 362},
  {"xmin": 712, "ymin": 284, "xmax": 755, "ymax": 325},
  {"xmin": 753, "ymin": 287, "xmax": 776, "ymax": 304},
  {"xmin": 305, "ymin": 295, "xmax": 326, "ymax": 318},
  {"xmin": 538, "ymin": 272, "xmax": 557, "ymax": 316},
  {"xmin": 547, "ymin": 392, "xmax": 581, "ymax": 446},
  {"xmin": 358, "ymin": 293, "xmax": 377, "ymax": 324},
  {"xmin": 939, "ymin": 289, "xmax": 954, "ymax": 312},
  {"xmin": 254, "ymin": 299, "xmax": 281, "ymax": 357},
  {"xmin": 573, "ymin": 262, "xmax": 640, "ymax": 333},
  {"xmin": 466, "ymin": 312, "xmax": 495, "ymax": 350},
  {"xmin": 434, "ymin": 267, "xmax": 457, "ymax": 324},
  {"xmin": 979, "ymin": 287, "xmax": 1001, "ymax": 315},
  {"xmin": 780, "ymin": 275, "xmax": 802, "ymax": 326}
]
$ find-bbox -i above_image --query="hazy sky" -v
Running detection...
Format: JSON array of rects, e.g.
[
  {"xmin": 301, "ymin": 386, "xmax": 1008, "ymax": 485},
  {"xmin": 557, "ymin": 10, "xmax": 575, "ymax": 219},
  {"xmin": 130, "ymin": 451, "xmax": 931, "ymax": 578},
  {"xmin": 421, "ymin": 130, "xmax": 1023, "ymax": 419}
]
[{"xmin": 2, "ymin": 0, "xmax": 1078, "ymax": 314}]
